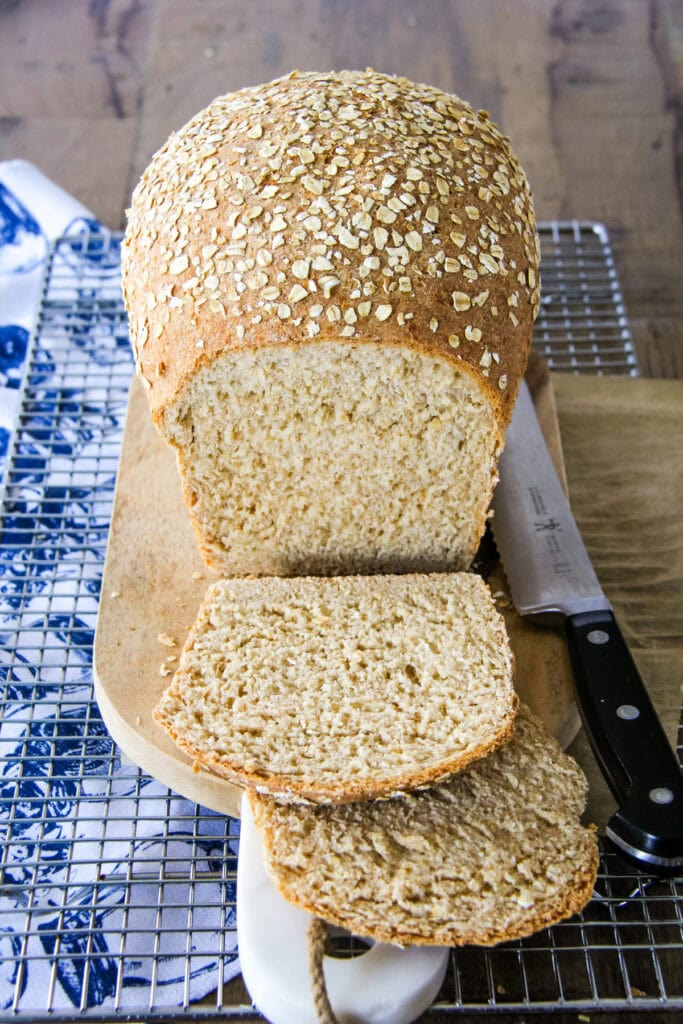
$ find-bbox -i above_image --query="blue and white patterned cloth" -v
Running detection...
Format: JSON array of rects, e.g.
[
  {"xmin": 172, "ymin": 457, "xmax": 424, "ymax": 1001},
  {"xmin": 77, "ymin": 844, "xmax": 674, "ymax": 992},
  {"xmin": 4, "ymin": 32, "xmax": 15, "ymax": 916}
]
[
  {"xmin": 0, "ymin": 162, "xmax": 240, "ymax": 1013},
  {"xmin": 0, "ymin": 162, "xmax": 75, "ymax": 466}
]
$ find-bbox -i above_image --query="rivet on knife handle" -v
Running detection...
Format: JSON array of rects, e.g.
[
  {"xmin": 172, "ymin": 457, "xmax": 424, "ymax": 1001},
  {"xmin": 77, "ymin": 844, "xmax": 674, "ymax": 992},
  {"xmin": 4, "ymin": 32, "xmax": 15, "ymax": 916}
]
[{"xmin": 566, "ymin": 610, "xmax": 683, "ymax": 871}]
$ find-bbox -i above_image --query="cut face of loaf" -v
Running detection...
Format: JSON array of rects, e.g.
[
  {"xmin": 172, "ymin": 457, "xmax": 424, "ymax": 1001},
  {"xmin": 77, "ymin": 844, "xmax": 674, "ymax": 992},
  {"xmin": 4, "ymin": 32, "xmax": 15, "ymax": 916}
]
[
  {"xmin": 163, "ymin": 342, "xmax": 502, "ymax": 575},
  {"xmin": 250, "ymin": 705, "xmax": 599, "ymax": 947},
  {"xmin": 153, "ymin": 572, "xmax": 517, "ymax": 804}
]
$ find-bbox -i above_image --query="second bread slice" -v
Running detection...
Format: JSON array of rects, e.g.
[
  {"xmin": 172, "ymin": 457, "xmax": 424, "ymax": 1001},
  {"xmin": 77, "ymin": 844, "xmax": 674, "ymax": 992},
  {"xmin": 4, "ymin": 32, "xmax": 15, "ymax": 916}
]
[
  {"xmin": 154, "ymin": 572, "xmax": 517, "ymax": 804},
  {"xmin": 250, "ymin": 704, "xmax": 599, "ymax": 946}
]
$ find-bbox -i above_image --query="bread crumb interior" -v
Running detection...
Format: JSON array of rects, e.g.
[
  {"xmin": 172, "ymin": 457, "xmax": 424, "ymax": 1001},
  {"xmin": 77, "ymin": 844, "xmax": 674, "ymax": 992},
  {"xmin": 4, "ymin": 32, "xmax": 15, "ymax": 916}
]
[{"xmin": 165, "ymin": 342, "xmax": 500, "ymax": 575}]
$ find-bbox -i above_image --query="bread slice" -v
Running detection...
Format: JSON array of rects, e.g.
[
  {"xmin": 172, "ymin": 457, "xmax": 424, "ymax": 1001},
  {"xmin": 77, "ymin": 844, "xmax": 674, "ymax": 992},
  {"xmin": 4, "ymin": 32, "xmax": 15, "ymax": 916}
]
[
  {"xmin": 122, "ymin": 70, "xmax": 540, "ymax": 577},
  {"xmin": 250, "ymin": 704, "xmax": 599, "ymax": 946},
  {"xmin": 154, "ymin": 572, "xmax": 517, "ymax": 804}
]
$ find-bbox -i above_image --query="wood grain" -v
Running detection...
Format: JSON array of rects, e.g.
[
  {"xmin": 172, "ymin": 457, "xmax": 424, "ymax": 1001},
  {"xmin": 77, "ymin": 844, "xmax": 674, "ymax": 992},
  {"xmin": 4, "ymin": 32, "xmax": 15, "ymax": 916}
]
[
  {"xmin": 0, "ymin": 0, "xmax": 150, "ymax": 119},
  {"xmin": 0, "ymin": 0, "xmax": 681, "ymax": 375},
  {"xmin": 0, "ymin": 115, "xmax": 136, "ymax": 228},
  {"xmin": 555, "ymin": 375, "xmax": 683, "ymax": 828}
]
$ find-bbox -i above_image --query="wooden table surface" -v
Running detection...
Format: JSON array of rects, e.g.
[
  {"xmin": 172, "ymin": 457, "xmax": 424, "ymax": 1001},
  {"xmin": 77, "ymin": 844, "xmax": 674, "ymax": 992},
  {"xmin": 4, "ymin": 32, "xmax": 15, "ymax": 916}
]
[
  {"xmin": 1, "ymin": 0, "xmax": 682, "ymax": 379},
  {"xmin": 1, "ymin": 3, "xmax": 681, "ymax": 1024}
]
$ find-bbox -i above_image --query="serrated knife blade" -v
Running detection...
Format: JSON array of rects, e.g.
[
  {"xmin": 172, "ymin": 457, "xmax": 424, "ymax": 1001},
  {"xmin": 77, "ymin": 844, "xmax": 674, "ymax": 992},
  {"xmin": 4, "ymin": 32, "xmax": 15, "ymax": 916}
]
[
  {"xmin": 491, "ymin": 383, "xmax": 611, "ymax": 619},
  {"xmin": 491, "ymin": 380, "xmax": 683, "ymax": 872}
]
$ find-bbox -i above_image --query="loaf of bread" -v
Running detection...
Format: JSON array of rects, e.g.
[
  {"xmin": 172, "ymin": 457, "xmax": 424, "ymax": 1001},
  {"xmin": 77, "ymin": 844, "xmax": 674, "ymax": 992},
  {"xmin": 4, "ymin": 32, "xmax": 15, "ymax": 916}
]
[
  {"xmin": 250, "ymin": 704, "xmax": 598, "ymax": 947},
  {"xmin": 153, "ymin": 572, "xmax": 517, "ymax": 804},
  {"xmin": 122, "ymin": 70, "xmax": 539, "ymax": 576}
]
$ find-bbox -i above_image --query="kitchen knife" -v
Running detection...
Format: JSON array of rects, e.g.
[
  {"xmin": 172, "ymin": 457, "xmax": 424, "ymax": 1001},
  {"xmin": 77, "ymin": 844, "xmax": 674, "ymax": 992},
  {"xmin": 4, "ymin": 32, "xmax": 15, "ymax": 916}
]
[{"xmin": 491, "ymin": 380, "xmax": 683, "ymax": 872}]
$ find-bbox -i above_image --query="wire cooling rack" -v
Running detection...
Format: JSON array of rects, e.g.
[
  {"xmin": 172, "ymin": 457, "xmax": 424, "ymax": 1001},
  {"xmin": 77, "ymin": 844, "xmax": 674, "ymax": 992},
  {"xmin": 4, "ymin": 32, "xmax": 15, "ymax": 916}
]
[{"xmin": 0, "ymin": 222, "xmax": 678, "ymax": 1021}]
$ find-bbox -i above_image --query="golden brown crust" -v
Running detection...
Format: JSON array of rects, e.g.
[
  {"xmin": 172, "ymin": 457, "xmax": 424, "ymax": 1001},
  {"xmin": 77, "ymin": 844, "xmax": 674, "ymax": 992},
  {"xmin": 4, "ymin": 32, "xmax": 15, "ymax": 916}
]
[{"xmin": 122, "ymin": 69, "xmax": 539, "ymax": 431}]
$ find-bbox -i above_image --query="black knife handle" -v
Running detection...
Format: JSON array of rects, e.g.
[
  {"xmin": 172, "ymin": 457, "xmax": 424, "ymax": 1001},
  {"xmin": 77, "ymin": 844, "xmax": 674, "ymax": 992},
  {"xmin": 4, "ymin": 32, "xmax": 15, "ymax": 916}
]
[{"xmin": 566, "ymin": 610, "xmax": 683, "ymax": 872}]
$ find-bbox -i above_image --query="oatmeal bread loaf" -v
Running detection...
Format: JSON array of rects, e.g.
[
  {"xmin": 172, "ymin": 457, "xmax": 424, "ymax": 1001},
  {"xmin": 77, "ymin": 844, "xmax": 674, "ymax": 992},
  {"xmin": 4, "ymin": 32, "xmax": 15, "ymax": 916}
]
[
  {"xmin": 250, "ymin": 704, "xmax": 599, "ymax": 946},
  {"xmin": 123, "ymin": 70, "xmax": 539, "ymax": 576},
  {"xmin": 153, "ymin": 572, "xmax": 517, "ymax": 804}
]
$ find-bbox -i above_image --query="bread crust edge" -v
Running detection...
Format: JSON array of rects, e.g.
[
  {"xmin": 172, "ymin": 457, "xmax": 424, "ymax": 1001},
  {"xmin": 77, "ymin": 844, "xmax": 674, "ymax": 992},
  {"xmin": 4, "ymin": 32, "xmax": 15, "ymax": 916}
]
[
  {"xmin": 250, "ymin": 813, "xmax": 599, "ymax": 947},
  {"xmin": 153, "ymin": 692, "xmax": 519, "ymax": 806}
]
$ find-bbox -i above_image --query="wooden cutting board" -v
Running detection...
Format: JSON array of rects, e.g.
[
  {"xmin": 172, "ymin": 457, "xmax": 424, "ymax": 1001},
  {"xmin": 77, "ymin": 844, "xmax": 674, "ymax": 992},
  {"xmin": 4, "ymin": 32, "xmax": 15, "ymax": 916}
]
[{"xmin": 93, "ymin": 357, "xmax": 580, "ymax": 820}]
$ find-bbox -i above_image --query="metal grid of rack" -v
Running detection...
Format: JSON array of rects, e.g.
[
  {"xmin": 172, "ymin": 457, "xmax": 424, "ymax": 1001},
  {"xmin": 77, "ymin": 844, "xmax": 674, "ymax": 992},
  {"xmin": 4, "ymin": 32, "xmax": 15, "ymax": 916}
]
[{"xmin": 0, "ymin": 222, "xmax": 678, "ymax": 1020}]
